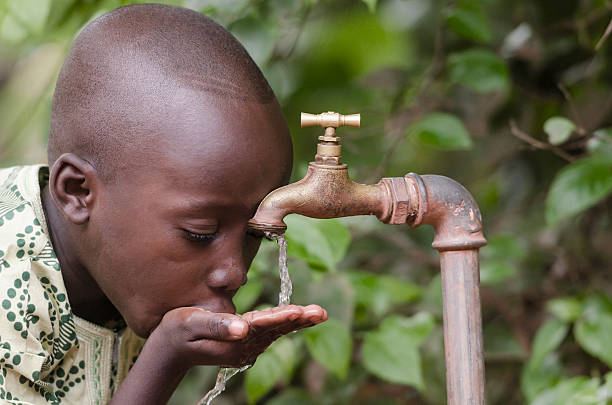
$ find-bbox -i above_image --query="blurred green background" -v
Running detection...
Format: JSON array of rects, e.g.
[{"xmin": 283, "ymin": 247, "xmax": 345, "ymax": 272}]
[{"xmin": 1, "ymin": 0, "xmax": 612, "ymax": 404}]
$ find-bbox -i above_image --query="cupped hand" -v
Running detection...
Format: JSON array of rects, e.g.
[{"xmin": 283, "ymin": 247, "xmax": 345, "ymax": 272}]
[{"xmin": 149, "ymin": 304, "xmax": 327, "ymax": 370}]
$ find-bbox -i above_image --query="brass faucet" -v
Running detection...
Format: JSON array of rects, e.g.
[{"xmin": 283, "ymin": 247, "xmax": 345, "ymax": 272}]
[
  {"xmin": 247, "ymin": 111, "xmax": 394, "ymax": 235},
  {"xmin": 248, "ymin": 112, "xmax": 488, "ymax": 405}
]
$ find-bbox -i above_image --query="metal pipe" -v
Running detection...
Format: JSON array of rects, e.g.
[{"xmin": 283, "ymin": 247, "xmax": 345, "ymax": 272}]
[
  {"xmin": 440, "ymin": 250, "xmax": 485, "ymax": 405},
  {"xmin": 416, "ymin": 174, "xmax": 486, "ymax": 405}
]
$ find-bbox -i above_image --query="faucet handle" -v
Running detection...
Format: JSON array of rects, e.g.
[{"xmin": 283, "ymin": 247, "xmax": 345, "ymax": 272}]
[{"xmin": 301, "ymin": 111, "xmax": 360, "ymax": 128}]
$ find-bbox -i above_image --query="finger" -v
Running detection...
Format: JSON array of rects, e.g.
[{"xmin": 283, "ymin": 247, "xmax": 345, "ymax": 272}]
[
  {"xmin": 243, "ymin": 305, "xmax": 304, "ymax": 326},
  {"xmin": 183, "ymin": 309, "xmax": 248, "ymax": 341},
  {"xmin": 241, "ymin": 305, "xmax": 328, "ymax": 344},
  {"xmin": 255, "ymin": 305, "xmax": 327, "ymax": 336},
  {"xmin": 241, "ymin": 305, "xmax": 327, "ymax": 334},
  {"xmin": 301, "ymin": 304, "xmax": 328, "ymax": 324}
]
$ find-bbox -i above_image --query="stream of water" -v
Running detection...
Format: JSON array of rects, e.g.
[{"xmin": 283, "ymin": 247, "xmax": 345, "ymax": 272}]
[
  {"xmin": 198, "ymin": 233, "xmax": 291, "ymax": 405},
  {"xmin": 274, "ymin": 233, "xmax": 291, "ymax": 307}
]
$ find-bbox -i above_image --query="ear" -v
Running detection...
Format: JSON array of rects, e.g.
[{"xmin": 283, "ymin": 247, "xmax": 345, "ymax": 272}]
[{"xmin": 48, "ymin": 153, "xmax": 100, "ymax": 225}]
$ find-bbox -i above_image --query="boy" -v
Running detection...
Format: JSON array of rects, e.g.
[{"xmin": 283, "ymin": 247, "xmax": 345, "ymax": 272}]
[{"xmin": 0, "ymin": 4, "xmax": 327, "ymax": 404}]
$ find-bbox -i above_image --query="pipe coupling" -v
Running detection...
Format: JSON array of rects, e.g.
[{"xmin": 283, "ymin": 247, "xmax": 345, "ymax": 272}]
[{"xmin": 380, "ymin": 173, "xmax": 427, "ymax": 226}]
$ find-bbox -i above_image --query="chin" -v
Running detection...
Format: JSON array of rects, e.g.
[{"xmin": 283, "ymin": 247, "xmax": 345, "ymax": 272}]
[{"xmin": 123, "ymin": 312, "xmax": 162, "ymax": 338}]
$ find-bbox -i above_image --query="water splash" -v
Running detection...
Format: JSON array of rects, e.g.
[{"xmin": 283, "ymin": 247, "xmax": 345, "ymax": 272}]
[
  {"xmin": 197, "ymin": 364, "xmax": 250, "ymax": 405},
  {"xmin": 198, "ymin": 232, "xmax": 292, "ymax": 405}
]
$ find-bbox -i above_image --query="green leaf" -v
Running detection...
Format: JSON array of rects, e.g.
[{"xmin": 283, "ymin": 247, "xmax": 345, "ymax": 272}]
[
  {"xmin": 521, "ymin": 319, "xmax": 569, "ymax": 401},
  {"xmin": 587, "ymin": 127, "xmax": 612, "ymax": 157},
  {"xmin": 420, "ymin": 274, "xmax": 443, "ymax": 316},
  {"xmin": 547, "ymin": 296, "xmax": 583, "ymax": 323},
  {"xmin": 544, "ymin": 117, "xmax": 576, "ymax": 145},
  {"xmin": 449, "ymin": 48, "xmax": 509, "ymax": 93},
  {"xmin": 531, "ymin": 377, "xmax": 601, "ymax": 405},
  {"xmin": 246, "ymin": 337, "xmax": 297, "ymax": 404},
  {"xmin": 233, "ymin": 277, "xmax": 263, "ymax": 313},
  {"xmin": 285, "ymin": 215, "xmax": 351, "ymax": 271},
  {"xmin": 483, "ymin": 234, "xmax": 527, "ymax": 261},
  {"xmin": 521, "ymin": 355, "xmax": 565, "ymax": 402},
  {"xmin": 361, "ymin": 313, "xmax": 435, "ymax": 390},
  {"xmin": 362, "ymin": 0, "xmax": 377, "ymax": 13},
  {"xmin": 530, "ymin": 319, "xmax": 569, "ymax": 367},
  {"xmin": 575, "ymin": 295, "xmax": 612, "ymax": 368},
  {"xmin": 304, "ymin": 318, "xmax": 352, "ymax": 379},
  {"xmin": 347, "ymin": 270, "xmax": 421, "ymax": 317},
  {"xmin": 479, "ymin": 234, "xmax": 525, "ymax": 285},
  {"xmin": 479, "ymin": 260, "xmax": 516, "ymax": 285},
  {"xmin": 408, "ymin": 113, "xmax": 473, "ymax": 150},
  {"xmin": 444, "ymin": 5, "xmax": 492, "ymax": 43},
  {"xmin": 545, "ymin": 157, "xmax": 612, "ymax": 225}
]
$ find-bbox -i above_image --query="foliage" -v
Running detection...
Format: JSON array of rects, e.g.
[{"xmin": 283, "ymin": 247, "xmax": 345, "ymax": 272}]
[
  {"xmin": 1, "ymin": 0, "xmax": 612, "ymax": 404},
  {"xmin": 408, "ymin": 112, "xmax": 473, "ymax": 150},
  {"xmin": 361, "ymin": 312, "xmax": 435, "ymax": 390}
]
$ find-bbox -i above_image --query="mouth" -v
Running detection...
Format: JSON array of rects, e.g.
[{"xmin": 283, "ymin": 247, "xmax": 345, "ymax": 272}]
[{"xmin": 193, "ymin": 299, "xmax": 237, "ymax": 315}]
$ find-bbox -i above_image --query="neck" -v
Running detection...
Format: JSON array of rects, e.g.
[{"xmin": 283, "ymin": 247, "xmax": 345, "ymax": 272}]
[{"xmin": 41, "ymin": 186, "xmax": 122, "ymax": 327}]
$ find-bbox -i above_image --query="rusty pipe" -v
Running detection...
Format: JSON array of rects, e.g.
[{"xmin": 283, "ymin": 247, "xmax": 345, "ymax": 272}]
[
  {"xmin": 439, "ymin": 249, "xmax": 484, "ymax": 405},
  {"xmin": 377, "ymin": 174, "xmax": 486, "ymax": 404},
  {"xmin": 417, "ymin": 175, "xmax": 486, "ymax": 405}
]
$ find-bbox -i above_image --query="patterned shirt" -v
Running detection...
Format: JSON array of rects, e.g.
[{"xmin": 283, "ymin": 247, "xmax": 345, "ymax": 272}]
[{"xmin": 0, "ymin": 165, "xmax": 145, "ymax": 405}]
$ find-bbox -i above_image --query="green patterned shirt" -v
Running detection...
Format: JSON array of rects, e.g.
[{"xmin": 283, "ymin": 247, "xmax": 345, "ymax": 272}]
[{"xmin": 0, "ymin": 165, "xmax": 145, "ymax": 405}]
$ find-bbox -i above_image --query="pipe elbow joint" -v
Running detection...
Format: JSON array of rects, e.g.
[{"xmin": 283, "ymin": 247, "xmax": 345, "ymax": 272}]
[
  {"xmin": 419, "ymin": 174, "xmax": 487, "ymax": 251},
  {"xmin": 382, "ymin": 174, "xmax": 486, "ymax": 251}
]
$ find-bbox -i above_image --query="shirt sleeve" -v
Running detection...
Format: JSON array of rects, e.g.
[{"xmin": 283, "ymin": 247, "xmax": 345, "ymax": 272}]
[{"xmin": 1, "ymin": 220, "xmax": 57, "ymax": 403}]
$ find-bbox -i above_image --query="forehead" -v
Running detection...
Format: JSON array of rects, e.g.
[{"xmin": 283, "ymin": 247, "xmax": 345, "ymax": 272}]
[{"xmin": 130, "ymin": 92, "xmax": 291, "ymax": 211}]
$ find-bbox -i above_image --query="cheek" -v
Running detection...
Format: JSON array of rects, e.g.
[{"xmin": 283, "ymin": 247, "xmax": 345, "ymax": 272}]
[{"xmin": 88, "ymin": 203, "xmax": 193, "ymax": 300}]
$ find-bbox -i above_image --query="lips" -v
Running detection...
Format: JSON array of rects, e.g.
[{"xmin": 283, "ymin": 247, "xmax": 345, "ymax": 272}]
[{"xmin": 192, "ymin": 298, "xmax": 236, "ymax": 315}]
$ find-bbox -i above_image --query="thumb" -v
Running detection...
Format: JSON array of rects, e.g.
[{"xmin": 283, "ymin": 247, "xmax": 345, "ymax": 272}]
[{"xmin": 185, "ymin": 310, "xmax": 249, "ymax": 341}]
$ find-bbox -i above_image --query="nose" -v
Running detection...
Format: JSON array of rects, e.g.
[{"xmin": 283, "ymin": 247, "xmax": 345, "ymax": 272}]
[
  {"xmin": 206, "ymin": 266, "xmax": 247, "ymax": 292},
  {"xmin": 204, "ymin": 228, "xmax": 259, "ymax": 293}
]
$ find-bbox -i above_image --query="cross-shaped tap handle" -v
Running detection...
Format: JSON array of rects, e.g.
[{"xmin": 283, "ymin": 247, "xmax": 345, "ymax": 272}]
[{"xmin": 301, "ymin": 111, "xmax": 360, "ymax": 128}]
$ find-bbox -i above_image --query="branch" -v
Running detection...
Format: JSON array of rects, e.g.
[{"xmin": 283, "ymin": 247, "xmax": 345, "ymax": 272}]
[
  {"xmin": 509, "ymin": 120, "xmax": 577, "ymax": 162},
  {"xmin": 595, "ymin": 17, "xmax": 612, "ymax": 50}
]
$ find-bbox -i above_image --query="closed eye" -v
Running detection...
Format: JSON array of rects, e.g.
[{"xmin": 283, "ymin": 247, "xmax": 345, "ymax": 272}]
[{"xmin": 183, "ymin": 230, "xmax": 216, "ymax": 242}]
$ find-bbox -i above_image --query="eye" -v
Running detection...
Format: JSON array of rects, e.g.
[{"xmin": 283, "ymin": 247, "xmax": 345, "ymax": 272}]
[{"xmin": 183, "ymin": 230, "xmax": 216, "ymax": 243}]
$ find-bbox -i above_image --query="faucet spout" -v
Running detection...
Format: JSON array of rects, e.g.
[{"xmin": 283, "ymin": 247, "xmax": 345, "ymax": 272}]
[{"xmin": 247, "ymin": 162, "xmax": 391, "ymax": 235}]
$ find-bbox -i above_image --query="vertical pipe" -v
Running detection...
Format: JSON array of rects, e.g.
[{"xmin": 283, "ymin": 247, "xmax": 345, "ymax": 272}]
[{"xmin": 439, "ymin": 249, "xmax": 485, "ymax": 405}]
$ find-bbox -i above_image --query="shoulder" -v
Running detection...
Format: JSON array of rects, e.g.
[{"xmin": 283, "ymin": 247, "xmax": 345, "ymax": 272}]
[
  {"xmin": 0, "ymin": 165, "xmax": 50, "ymax": 272},
  {"xmin": 0, "ymin": 165, "xmax": 78, "ymax": 389}
]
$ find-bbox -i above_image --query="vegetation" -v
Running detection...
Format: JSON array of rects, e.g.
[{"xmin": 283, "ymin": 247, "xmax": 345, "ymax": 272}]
[{"xmin": 1, "ymin": 0, "xmax": 611, "ymax": 404}]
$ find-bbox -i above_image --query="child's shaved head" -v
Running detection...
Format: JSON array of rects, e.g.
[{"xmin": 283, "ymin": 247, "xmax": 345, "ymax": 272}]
[
  {"xmin": 42, "ymin": 4, "xmax": 293, "ymax": 337},
  {"xmin": 49, "ymin": 4, "xmax": 281, "ymax": 180}
]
